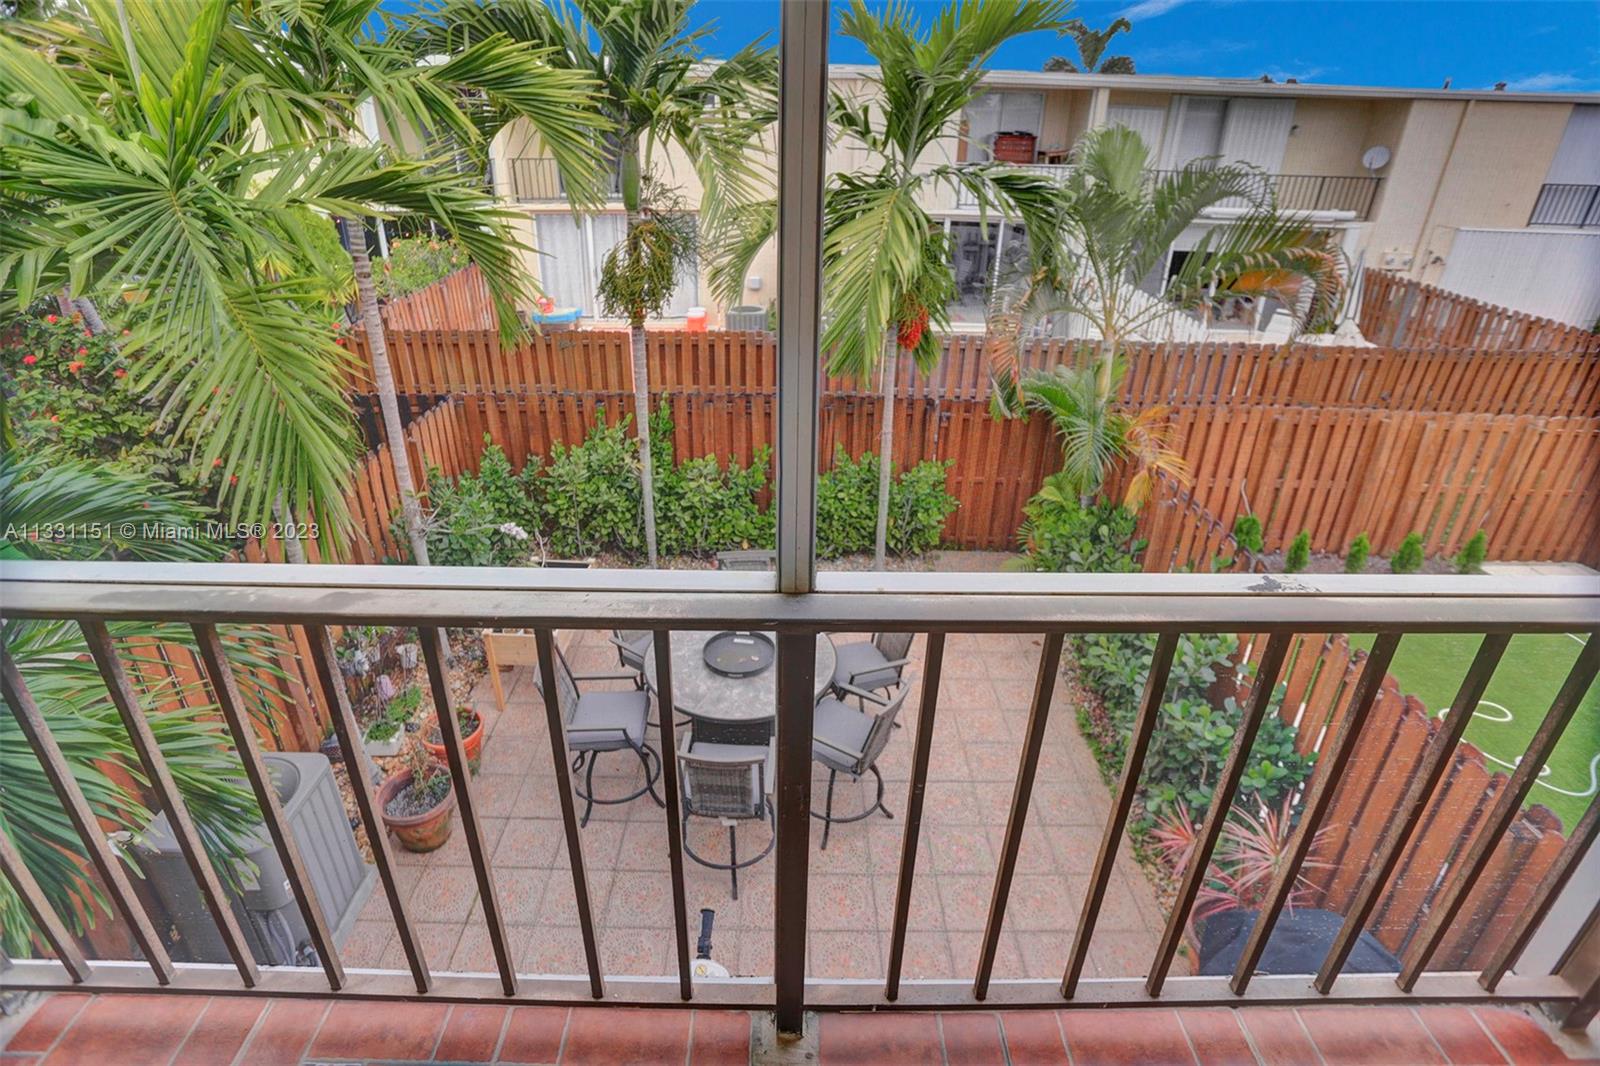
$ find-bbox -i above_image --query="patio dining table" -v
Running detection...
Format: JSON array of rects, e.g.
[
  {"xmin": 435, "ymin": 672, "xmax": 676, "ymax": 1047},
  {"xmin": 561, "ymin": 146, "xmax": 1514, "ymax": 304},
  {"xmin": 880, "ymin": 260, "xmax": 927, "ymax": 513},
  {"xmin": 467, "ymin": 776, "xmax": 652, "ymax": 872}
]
[{"xmin": 642, "ymin": 630, "xmax": 836, "ymax": 744}]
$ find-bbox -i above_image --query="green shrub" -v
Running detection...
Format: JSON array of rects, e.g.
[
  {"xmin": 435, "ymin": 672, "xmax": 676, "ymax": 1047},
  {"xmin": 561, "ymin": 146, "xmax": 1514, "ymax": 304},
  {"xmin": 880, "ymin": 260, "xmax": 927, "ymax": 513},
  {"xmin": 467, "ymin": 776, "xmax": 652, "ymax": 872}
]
[
  {"xmin": 374, "ymin": 237, "xmax": 469, "ymax": 299},
  {"xmin": 1391, "ymin": 532, "xmax": 1424, "ymax": 573},
  {"xmin": 813, "ymin": 447, "xmax": 957, "ymax": 558},
  {"xmin": 474, "ymin": 436, "xmax": 544, "ymax": 534},
  {"xmin": 402, "ymin": 463, "xmax": 532, "ymax": 568},
  {"xmin": 1231, "ymin": 514, "xmax": 1264, "ymax": 555},
  {"xmin": 1284, "ymin": 530, "xmax": 1311, "ymax": 573},
  {"xmin": 1454, "ymin": 530, "xmax": 1488, "ymax": 573},
  {"xmin": 650, "ymin": 407, "xmax": 775, "ymax": 556},
  {"xmin": 542, "ymin": 414, "xmax": 643, "ymax": 558},
  {"xmin": 1344, "ymin": 533, "xmax": 1371, "ymax": 573},
  {"xmin": 1, "ymin": 309, "xmax": 208, "ymax": 501},
  {"xmin": 1017, "ymin": 474, "xmax": 1144, "ymax": 574}
]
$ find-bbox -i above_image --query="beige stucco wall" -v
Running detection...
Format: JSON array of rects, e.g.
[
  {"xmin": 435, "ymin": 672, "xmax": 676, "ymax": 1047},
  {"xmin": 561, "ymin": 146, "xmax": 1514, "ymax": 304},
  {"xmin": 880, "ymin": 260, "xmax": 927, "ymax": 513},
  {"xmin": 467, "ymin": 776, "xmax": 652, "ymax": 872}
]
[
  {"xmin": 1416, "ymin": 100, "xmax": 1575, "ymax": 282},
  {"xmin": 1280, "ymin": 98, "xmax": 1384, "ymax": 176}
]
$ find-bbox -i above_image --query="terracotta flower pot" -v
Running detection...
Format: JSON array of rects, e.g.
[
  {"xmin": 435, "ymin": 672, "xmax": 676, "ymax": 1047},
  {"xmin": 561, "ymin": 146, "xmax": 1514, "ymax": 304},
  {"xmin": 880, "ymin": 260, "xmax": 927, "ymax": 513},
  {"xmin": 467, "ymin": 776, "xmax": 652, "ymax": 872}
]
[
  {"xmin": 378, "ymin": 769, "xmax": 456, "ymax": 852},
  {"xmin": 423, "ymin": 708, "xmax": 485, "ymax": 774}
]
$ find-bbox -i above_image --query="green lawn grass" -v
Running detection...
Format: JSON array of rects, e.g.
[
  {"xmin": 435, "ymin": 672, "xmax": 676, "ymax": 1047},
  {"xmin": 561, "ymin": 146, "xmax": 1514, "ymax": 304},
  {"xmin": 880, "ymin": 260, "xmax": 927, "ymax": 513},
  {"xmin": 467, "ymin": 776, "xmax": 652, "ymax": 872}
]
[{"xmin": 1347, "ymin": 632, "xmax": 1598, "ymax": 832}]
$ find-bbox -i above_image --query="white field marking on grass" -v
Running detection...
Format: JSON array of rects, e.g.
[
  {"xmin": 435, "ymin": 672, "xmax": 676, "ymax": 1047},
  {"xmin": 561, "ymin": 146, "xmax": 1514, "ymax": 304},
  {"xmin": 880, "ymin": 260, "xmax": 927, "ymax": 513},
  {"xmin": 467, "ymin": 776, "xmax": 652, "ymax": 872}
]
[{"xmin": 1437, "ymin": 699, "xmax": 1600, "ymax": 799}]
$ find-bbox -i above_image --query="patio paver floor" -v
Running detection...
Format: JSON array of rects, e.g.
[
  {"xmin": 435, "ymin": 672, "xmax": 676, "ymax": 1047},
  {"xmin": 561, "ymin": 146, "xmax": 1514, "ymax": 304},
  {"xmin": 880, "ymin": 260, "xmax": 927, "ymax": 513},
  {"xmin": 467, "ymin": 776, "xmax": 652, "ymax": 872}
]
[{"xmin": 343, "ymin": 630, "xmax": 1167, "ymax": 982}]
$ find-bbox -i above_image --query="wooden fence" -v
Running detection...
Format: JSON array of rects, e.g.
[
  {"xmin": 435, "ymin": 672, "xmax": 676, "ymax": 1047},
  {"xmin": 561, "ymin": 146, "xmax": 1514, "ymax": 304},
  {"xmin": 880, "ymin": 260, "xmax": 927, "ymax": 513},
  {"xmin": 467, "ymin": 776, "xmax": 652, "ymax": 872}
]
[
  {"xmin": 379, "ymin": 263, "xmax": 496, "ymax": 331},
  {"xmin": 347, "ymin": 328, "xmax": 1600, "ymax": 418},
  {"xmin": 1232, "ymin": 629, "xmax": 1572, "ymax": 969},
  {"xmin": 1168, "ymin": 406, "xmax": 1600, "ymax": 566},
  {"xmin": 1358, "ymin": 268, "xmax": 1600, "ymax": 354}
]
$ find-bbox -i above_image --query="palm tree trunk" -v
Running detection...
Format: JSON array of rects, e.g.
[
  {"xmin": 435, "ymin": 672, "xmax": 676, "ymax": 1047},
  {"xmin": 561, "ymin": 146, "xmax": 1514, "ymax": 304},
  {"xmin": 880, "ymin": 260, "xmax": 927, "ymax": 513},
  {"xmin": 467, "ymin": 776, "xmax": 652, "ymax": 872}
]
[
  {"xmin": 346, "ymin": 218, "xmax": 431, "ymax": 566},
  {"xmin": 629, "ymin": 304, "xmax": 659, "ymax": 567},
  {"xmin": 873, "ymin": 335, "xmax": 899, "ymax": 570},
  {"xmin": 73, "ymin": 298, "xmax": 107, "ymax": 335},
  {"xmin": 621, "ymin": 133, "xmax": 659, "ymax": 567},
  {"xmin": 274, "ymin": 495, "xmax": 308, "ymax": 565}
]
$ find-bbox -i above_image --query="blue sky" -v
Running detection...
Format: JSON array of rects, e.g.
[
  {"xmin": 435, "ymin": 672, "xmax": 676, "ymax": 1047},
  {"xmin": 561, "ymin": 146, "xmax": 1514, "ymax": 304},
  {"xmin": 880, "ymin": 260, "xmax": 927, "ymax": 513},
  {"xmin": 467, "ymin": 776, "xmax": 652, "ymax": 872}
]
[{"xmin": 678, "ymin": 0, "xmax": 1600, "ymax": 93}]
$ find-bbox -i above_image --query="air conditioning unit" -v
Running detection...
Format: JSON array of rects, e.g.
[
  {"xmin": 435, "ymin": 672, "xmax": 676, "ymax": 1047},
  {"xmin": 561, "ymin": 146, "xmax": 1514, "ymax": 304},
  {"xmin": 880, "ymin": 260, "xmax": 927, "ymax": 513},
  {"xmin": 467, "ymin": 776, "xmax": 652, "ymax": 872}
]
[{"xmin": 135, "ymin": 752, "xmax": 375, "ymax": 968}]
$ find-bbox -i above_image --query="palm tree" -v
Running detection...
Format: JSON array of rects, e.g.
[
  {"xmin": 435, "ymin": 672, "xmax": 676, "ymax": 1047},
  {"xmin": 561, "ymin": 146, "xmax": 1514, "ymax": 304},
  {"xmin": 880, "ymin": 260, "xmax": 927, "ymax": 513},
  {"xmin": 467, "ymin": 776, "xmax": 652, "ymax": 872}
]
[
  {"xmin": 990, "ymin": 125, "xmax": 1346, "ymax": 506},
  {"xmin": 819, "ymin": 0, "xmax": 1071, "ymax": 569},
  {"xmin": 0, "ymin": 452, "xmax": 287, "ymax": 955},
  {"xmin": 224, "ymin": 0, "xmax": 609, "ymax": 566},
  {"xmin": 1043, "ymin": 18, "xmax": 1135, "ymax": 73},
  {"xmin": 422, "ymin": 0, "xmax": 777, "ymax": 567}
]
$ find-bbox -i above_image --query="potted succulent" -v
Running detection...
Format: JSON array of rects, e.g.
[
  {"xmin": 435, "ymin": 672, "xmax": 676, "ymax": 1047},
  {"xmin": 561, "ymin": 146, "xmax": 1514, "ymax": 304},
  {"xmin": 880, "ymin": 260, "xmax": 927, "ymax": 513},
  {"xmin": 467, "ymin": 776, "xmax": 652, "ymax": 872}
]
[
  {"xmin": 378, "ymin": 740, "xmax": 456, "ymax": 852},
  {"xmin": 423, "ymin": 704, "xmax": 485, "ymax": 773},
  {"xmin": 363, "ymin": 685, "xmax": 422, "ymax": 758}
]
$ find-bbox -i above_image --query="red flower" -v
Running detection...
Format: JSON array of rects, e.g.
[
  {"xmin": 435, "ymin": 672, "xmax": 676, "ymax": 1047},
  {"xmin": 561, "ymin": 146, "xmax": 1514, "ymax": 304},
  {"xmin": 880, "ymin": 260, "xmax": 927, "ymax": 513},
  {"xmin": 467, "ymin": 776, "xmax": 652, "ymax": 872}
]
[
  {"xmin": 68, "ymin": 360, "xmax": 84, "ymax": 374},
  {"xmin": 76, "ymin": 346, "xmax": 88, "ymax": 355},
  {"xmin": 44, "ymin": 314, "xmax": 57, "ymax": 324},
  {"xmin": 21, "ymin": 354, "xmax": 37, "ymax": 366},
  {"xmin": 212, "ymin": 457, "xmax": 223, "ymax": 468},
  {"xmin": 229, "ymin": 475, "xmax": 239, "ymax": 485},
  {"xmin": 121, "ymin": 329, "xmax": 131, "ymax": 336},
  {"xmin": 83, "ymin": 330, "xmax": 92, "ymax": 339},
  {"xmin": 113, "ymin": 368, "xmax": 128, "ymax": 379},
  {"xmin": 48, "ymin": 414, "xmax": 59, "ymax": 422}
]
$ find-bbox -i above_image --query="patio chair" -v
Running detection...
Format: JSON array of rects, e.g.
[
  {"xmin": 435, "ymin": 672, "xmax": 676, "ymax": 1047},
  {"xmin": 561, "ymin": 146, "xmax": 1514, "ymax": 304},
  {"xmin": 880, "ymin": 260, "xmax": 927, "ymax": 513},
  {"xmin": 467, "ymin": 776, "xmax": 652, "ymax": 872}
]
[
  {"xmin": 608, "ymin": 629, "xmax": 651, "ymax": 689},
  {"xmin": 534, "ymin": 643, "xmax": 665, "ymax": 827},
  {"xmin": 828, "ymin": 632, "xmax": 915, "ymax": 707},
  {"xmin": 715, "ymin": 549, "xmax": 776, "ymax": 571},
  {"xmin": 810, "ymin": 683, "xmax": 909, "ymax": 849},
  {"xmin": 678, "ymin": 736, "xmax": 775, "ymax": 900}
]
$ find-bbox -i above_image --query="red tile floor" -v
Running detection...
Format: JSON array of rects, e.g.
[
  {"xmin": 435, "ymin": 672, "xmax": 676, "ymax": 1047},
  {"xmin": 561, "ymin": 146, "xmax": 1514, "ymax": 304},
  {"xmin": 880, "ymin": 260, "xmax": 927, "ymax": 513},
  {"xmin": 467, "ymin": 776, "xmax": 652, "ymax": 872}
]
[{"xmin": 5, "ymin": 993, "xmax": 1598, "ymax": 1065}]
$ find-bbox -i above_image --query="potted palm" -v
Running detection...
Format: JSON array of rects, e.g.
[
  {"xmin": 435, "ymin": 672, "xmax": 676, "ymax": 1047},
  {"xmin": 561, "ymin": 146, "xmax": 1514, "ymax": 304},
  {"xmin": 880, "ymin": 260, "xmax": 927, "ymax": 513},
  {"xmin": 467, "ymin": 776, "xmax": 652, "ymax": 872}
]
[
  {"xmin": 378, "ymin": 740, "xmax": 456, "ymax": 852},
  {"xmin": 423, "ymin": 704, "xmax": 485, "ymax": 774}
]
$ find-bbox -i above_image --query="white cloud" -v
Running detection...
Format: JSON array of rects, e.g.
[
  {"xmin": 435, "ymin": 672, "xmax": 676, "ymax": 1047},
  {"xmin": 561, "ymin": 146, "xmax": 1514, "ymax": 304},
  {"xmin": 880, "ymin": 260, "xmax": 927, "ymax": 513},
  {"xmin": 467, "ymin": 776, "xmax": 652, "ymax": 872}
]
[
  {"xmin": 1118, "ymin": 0, "xmax": 1190, "ymax": 20},
  {"xmin": 1263, "ymin": 65, "xmax": 1333, "ymax": 83},
  {"xmin": 1495, "ymin": 72, "xmax": 1593, "ymax": 92}
]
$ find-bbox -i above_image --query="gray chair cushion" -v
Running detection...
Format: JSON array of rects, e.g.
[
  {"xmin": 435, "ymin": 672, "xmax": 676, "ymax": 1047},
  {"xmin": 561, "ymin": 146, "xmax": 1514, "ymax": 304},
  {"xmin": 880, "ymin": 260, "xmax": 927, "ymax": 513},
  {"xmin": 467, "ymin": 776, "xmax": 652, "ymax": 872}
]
[
  {"xmin": 832, "ymin": 641, "xmax": 901, "ymax": 692},
  {"xmin": 568, "ymin": 690, "xmax": 650, "ymax": 751},
  {"xmin": 812, "ymin": 697, "xmax": 873, "ymax": 773}
]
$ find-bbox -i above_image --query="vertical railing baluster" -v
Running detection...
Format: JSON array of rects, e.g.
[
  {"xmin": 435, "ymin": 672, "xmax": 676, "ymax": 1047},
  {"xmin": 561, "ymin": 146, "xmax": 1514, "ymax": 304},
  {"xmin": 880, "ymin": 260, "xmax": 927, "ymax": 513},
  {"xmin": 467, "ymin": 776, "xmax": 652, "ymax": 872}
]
[
  {"xmin": 1315, "ymin": 633, "xmax": 1509, "ymax": 992},
  {"xmin": 1397, "ymin": 632, "xmax": 1600, "ymax": 991},
  {"xmin": 305, "ymin": 626, "xmax": 431, "ymax": 993},
  {"xmin": 773, "ymin": 629, "xmax": 817, "ymax": 1034},
  {"xmin": 419, "ymin": 628, "xmax": 518, "ymax": 995},
  {"xmin": 0, "ymin": 650, "xmax": 174, "ymax": 984},
  {"xmin": 974, "ymin": 632, "xmax": 1065, "ymax": 1001},
  {"xmin": 80, "ymin": 621, "xmax": 260, "ymax": 987},
  {"xmin": 1062, "ymin": 632, "xmax": 1179, "ymax": 998},
  {"xmin": 1146, "ymin": 631, "xmax": 1291, "ymax": 997},
  {"xmin": 651, "ymin": 631, "xmax": 693, "ymax": 1000},
  {"xmin": 1479, "ymin": 795, "xmax": 1599, "ymax": 992},
  {"xmin": 1230, "ymin": 633, "xmax": 1400, "ymax": 993},
  {"xmin": 532, "ymin": 628, "xmax": 604, "ymax": 998},
  {"xmin": 0, "ymin": 827, "xmax": 91, "ymax": 983},
  {"xmin": 885, "ymin": 632, "xmax": 944, "ymax": 1001},
  {"xmin": 191, "ymin": 624, "xmax": 344, "ymax": 990}
]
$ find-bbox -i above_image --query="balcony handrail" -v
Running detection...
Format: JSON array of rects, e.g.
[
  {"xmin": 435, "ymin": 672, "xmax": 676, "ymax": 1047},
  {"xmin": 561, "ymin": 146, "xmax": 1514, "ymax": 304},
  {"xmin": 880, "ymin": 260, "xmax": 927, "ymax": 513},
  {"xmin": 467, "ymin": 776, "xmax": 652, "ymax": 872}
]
[
  {"xmin": 3, "ymin": 562, "xmax": 1596, "ymax": 629},
  {"xmin": 3, "ymin": 560, "xmax": 1596, "ymax": 1030}
]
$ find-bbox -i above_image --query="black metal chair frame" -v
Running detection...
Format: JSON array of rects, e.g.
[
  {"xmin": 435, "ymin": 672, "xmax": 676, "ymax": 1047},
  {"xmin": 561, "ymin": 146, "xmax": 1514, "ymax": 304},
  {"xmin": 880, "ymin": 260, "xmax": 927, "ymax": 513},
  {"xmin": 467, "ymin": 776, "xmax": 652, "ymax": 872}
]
[
  {"xmin": 810, "ymin": 683, "xmax": 907, "ymax": 850},
  {"xmin": 540, "ymin": 643, "xmax": 666, "ymax": 827},
  {"xmin": 678, "ymin": 737, "xmax": 775, "ymax": 900}
]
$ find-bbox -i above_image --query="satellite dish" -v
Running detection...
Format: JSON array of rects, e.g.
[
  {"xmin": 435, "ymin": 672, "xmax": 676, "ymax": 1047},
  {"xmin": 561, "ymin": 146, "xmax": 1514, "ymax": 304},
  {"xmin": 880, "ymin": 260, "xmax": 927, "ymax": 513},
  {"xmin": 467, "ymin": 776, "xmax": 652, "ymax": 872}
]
[{"xmin": 1361, "ymin": 145, "xmax": 1392, "ymax": 173}]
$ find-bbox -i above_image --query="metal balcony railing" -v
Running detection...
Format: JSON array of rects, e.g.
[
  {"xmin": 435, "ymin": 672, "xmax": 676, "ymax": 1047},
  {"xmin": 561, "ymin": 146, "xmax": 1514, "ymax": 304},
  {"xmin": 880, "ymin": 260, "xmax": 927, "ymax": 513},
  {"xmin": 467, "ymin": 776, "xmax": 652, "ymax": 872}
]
[
  {"xmin": 1151, "ymin": 170, "xmax": 1383, "ymax": 219},
  {"xmin": 507, "ymin": 157, "xmax": 623, "ymax": 203},
  {"xmin": 1529, "ymin": 183, "xmax": 1600, "ymax": 228},
  {"xmin": 2, "ymin": 562, "xmax": 1597, "ymax": 1033},
  {"xmin": 954, "ymin": 162, "xmax": 1073, "ymax": 208}
]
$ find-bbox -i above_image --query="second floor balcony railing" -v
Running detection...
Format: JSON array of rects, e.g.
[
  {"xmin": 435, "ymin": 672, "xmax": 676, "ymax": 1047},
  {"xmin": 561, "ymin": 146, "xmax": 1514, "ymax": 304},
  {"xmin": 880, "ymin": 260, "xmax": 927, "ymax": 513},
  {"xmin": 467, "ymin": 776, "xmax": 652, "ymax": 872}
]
[
  {"xmin": 1529, "ymin": 183, "xmax": 1600, "ymax": 228},
  {"xmin": 508, "ymin": 157, "xmax": 623, "ymax": 204},
  {"xmin": 962, "ymin": 165, "xmax": 1382, "ymax": 219},
  {"xmin": 1, "ymin": 561, "xmax": 1596, "ymax": 1035}
]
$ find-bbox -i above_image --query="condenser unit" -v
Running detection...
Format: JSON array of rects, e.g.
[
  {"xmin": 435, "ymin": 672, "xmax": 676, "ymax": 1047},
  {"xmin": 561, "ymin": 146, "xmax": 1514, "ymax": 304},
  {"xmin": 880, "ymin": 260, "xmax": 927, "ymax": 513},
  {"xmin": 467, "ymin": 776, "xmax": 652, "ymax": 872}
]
[{"xmin": 135, "ymin": 752, "xmax": 374, "ymax": 968}]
